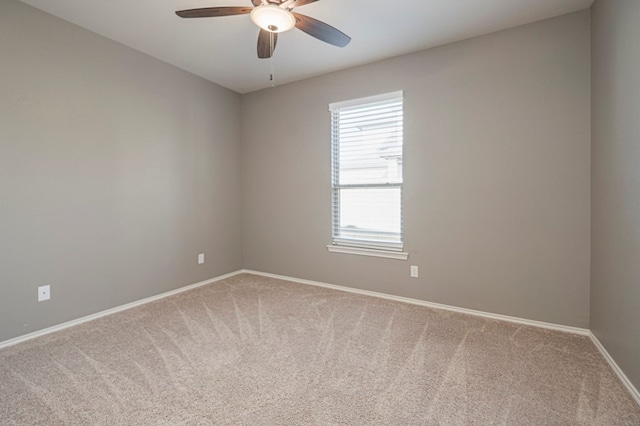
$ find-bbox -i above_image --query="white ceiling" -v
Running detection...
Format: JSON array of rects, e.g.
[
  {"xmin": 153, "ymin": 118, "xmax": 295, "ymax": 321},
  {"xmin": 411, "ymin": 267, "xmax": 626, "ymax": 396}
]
[{"xmin": 19, "ymin": 0, "xmax": 593, "ymax": 94}]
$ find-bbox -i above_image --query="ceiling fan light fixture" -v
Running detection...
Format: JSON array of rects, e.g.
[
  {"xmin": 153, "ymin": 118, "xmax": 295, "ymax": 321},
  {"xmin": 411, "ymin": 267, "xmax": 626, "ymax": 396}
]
[{"xmin": 250, "ymin": 5, "xmax": 295, "ymax": 33}]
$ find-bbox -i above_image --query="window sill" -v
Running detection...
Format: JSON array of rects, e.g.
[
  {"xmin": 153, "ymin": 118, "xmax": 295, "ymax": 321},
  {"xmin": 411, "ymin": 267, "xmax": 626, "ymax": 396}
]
[{"xmin": 326, "ymin": 245, "xmax": 409, "ymax": 260}]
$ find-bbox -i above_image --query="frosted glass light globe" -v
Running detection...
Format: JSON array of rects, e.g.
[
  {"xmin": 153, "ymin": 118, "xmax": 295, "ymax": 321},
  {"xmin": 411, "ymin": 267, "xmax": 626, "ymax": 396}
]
[{"xmin": 250, "ymin": 5, "xmax": 296, "ymax": 33}]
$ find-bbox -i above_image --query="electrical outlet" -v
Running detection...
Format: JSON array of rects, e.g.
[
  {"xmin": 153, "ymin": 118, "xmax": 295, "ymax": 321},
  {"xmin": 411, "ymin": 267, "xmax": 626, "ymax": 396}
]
[
  {"xmin": 38, "ymin": 285, "xmax": 50, "ymax": 302},
  {"xmin": 410, "ymin": 265, "xmax": 419, "ymax": 278},
  {"xmin": 198, "ymin": 253, "xmax": 205, "ymax": 265}
]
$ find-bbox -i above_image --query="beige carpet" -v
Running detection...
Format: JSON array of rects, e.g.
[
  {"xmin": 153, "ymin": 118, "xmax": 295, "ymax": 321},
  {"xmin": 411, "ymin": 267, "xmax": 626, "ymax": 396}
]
[{"xmin": 1, "ymin": 273, "xmax": 638, "ymax": 425}]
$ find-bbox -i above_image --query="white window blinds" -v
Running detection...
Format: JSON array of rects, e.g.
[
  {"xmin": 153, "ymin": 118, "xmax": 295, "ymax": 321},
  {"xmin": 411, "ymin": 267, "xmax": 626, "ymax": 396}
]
[{"xmin": 330, "ymin": 91, "xmax": 404, "ymax": 251}]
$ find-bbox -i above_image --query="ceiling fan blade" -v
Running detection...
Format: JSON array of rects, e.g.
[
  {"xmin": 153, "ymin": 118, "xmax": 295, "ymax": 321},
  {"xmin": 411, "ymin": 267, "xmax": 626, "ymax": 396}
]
[
  {"xmin": 257, "ymin": 29, "xmax": 278, "ymax": 59},
  {"xmin": 291, "ymin": 0, "xmax": 320, "ymax": 8},
  {"xmin": 175, "ymin": 7, "xmax": 252, "ymax": 18},
  {"xmin": 292, "ymin": 12, "xmax": 350, "ymax": 47}
]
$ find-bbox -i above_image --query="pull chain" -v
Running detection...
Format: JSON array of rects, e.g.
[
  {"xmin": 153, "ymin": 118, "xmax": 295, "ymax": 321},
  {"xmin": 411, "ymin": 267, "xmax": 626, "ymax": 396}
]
[{"xmin": 269, "ymin": 32, "xmax": 276, "ymax": 87}]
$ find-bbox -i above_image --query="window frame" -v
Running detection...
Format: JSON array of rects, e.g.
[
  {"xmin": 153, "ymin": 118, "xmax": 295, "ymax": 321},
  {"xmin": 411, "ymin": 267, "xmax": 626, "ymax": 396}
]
[{"xmin": 327, "ymin": 91, "xmax": 408, "ymax": 260}]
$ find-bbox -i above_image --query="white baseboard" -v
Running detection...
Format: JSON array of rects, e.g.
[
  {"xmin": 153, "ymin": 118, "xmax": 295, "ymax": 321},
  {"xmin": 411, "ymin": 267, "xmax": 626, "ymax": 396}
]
[
  {"xmin": 3, "ymin": 268, "xmax": 637, "ymax": 407},
  {"xmin": 240, "ymin": 269, "xmax": 590, "ymax": 336},
  {"xmin": 589, "ymin": 332, "xmax": 640, "ymax": 406},
  {"xmin": 242, "ymin": 269, "xmax": 640, "ymax": 406},
  {"xmin": 0, "ymin": 270, "xmax": 244, "ymax": 350}
]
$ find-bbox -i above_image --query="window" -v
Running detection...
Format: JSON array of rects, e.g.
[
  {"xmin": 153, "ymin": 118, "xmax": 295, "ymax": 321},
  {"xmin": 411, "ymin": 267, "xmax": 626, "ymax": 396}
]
[{"xmin": 328, "ymin": 91, "xmax": 407, "ymax": 259}]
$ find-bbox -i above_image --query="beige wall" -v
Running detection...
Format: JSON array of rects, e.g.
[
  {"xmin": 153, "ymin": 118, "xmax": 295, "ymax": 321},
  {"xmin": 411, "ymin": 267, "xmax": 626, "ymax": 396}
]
[
  {"xmin": 0, "ymin": 0, "xmax": 242, "ymax": 342},
  {"xmin": 241, "ymin": 11, "xmax": 591, "ymax": 327},
  {"xmin": 591, "ymin": 0, "xmax": 640, "ymax": 389}
]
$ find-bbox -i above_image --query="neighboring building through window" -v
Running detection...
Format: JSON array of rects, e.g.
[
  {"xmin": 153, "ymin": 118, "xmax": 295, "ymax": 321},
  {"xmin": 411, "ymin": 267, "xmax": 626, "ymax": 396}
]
[{"xmin": 329, "ymin": 91, "xmax": 404, "ymax": 253}]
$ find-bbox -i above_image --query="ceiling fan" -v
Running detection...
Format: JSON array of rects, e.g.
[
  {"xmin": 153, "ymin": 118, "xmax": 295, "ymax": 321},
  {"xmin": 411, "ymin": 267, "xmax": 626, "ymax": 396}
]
[{"xmin": 175, "ymin": 0, "xmax": 351, "ymax": 59}]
